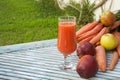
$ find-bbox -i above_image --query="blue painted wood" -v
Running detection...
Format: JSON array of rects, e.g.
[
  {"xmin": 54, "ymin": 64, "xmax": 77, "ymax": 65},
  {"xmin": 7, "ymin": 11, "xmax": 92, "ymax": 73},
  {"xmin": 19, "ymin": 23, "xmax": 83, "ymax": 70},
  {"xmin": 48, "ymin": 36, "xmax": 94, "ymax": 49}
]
[
  {"xmin": 0, "ymin": 39, "xmax": 57, "ymax": 53},
  {"xmin": 0, "ymin": 39, "xmax": 120, "ymax": 80}
]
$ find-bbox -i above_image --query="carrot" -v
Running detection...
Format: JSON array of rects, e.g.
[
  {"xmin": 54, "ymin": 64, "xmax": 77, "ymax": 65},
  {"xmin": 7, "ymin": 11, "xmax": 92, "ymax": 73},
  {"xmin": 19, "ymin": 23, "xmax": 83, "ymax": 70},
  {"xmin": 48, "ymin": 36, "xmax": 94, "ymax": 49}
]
[
  {"xmin": 77, "ymin": 33, "xmax": 96, "ymax": 42},
  {"xmin": 77, "ymin": 23, "xmax": 103, "ymax": 41},
  {"xmin": 96, "ymin": 41, "xmax": 100, "ymax": 46},
  {"xmin": 78, "ymin": 34, "xmax": 96, "ymax": 44},
  {"xmin": 113, "ymin": 32, "xmax": 120, "ymax": 56},
  {"xmin": 90, "ymin": 27, "xmax": 108, "ymax": 45},
  {"xmin": 109, "ymin": 51, "xmax": 119, "ymax": 70},
  {"xmin": 111, "ymin": 21, "xmax": 120, "ymax": 30},
  {"xmin": 76, "ymin": 23, "xmax": 91, "ymax": 38},
  {"xmin": 95, "ymin": 45, "xmax": 106, "ymax": 72},
  {"xmin": 113, "ymin": 31, "xmax": 120, "ymax": 42},
  {"xmin": 105, "ymin": 27, "xmax": 110, "ymax": 33},
  {"xmin": 117, "ymin": 44, "xmax": 120, "ymax": 56},
  {"xmin": 76, "ymin": 21, "xmax": 99, "ymax": 38}
]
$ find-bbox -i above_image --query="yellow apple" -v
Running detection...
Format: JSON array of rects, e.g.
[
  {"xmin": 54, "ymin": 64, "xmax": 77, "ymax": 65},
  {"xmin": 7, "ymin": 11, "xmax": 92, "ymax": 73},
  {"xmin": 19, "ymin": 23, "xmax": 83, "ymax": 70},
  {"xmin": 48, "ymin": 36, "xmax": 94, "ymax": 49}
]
[{"xmin": 100, "ymin": 33, "xmax": 118, "ymax": 50}]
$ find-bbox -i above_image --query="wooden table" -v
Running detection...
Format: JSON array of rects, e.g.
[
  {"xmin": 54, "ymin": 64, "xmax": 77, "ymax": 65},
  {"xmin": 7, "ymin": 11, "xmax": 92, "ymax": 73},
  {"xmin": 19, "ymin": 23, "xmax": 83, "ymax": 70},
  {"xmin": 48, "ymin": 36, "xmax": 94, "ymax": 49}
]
[{"xmin": 0, "ymin": 39, "xmax": 120, "ymax": 80}]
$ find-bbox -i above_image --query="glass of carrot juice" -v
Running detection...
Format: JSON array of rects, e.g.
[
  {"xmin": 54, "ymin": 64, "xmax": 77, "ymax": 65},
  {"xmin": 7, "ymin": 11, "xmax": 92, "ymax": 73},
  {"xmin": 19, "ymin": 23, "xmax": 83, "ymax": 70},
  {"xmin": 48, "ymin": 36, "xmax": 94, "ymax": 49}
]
[{"xmin": 57, "ymin": 16, "xmax": 77, "ymax": 70}]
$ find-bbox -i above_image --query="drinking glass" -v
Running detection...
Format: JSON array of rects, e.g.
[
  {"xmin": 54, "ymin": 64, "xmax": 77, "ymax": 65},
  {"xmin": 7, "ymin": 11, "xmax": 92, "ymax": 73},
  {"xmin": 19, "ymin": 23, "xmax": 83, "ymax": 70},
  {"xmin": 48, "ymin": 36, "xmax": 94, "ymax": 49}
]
[{"xmin": 57, "ymin": 16, "xmax": 77, "ymax": 70}]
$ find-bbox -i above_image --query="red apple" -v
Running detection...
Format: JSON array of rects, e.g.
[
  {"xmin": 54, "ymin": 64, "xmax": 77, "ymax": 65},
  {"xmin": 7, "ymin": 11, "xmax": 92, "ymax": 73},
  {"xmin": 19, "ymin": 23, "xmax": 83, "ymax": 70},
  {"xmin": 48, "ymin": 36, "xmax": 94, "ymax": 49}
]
[
  {"xmin": 76, "ymin": 55, "xmax": 98, "ymax": 79},
  {"xmin": 77, "ymin": 42, "xmax": 96, "ymax": 58},
  {"xmin": 100, "ymin": 10, "xmax": 116, "ymax": 27}
]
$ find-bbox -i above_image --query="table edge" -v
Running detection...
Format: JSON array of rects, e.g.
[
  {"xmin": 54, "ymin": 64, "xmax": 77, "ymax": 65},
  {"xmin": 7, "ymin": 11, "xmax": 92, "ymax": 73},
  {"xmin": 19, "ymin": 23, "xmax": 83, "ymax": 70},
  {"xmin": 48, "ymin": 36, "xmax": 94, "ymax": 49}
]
[{"xmin": 0, "ymin": 39, "xmax": 57, "ymax": 54}]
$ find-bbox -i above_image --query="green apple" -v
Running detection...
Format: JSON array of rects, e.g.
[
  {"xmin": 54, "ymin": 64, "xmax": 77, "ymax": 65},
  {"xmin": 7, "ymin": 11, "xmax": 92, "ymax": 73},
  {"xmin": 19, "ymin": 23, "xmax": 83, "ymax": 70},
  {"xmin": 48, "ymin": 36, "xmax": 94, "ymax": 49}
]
[{"xmin": 100, "ymin": 33, "xmax": 118, "ymax": 50}]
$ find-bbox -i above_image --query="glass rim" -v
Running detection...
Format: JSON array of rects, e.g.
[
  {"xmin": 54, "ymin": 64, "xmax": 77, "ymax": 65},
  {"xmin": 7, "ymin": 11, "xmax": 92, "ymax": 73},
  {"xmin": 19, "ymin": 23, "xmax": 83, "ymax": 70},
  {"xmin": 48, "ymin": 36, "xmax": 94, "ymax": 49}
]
[
  {"xmin": 58, "ymin": 16, "xmax": 76, "ymax": 19},
  {"xmin": 58, "ymin": 16, "xmax": 76, "ymax": 21}
]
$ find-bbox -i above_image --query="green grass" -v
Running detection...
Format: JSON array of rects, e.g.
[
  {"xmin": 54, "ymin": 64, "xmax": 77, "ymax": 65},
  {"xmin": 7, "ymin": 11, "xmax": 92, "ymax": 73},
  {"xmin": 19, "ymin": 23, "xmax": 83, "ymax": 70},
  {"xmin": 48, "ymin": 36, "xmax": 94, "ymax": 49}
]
[{"xmin": 0, "ymin": 0, "xmax": 64, "ymax": 46}]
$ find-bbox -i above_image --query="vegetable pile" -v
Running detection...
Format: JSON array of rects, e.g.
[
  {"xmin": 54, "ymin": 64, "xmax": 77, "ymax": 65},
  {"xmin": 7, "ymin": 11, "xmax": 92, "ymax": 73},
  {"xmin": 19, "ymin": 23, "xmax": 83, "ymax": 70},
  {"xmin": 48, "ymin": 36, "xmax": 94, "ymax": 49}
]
[{"xmin": 76, "ymin": 10, "xmax": 120, "ymax": 79}]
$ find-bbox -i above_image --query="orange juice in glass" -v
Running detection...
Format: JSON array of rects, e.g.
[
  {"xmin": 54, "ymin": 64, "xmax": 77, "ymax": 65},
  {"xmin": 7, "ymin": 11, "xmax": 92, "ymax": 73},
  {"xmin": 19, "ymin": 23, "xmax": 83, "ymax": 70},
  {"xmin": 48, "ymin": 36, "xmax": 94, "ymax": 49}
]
[{"xmin": 57, "ymin": 16, "xmax": 77, "ymax": 70}]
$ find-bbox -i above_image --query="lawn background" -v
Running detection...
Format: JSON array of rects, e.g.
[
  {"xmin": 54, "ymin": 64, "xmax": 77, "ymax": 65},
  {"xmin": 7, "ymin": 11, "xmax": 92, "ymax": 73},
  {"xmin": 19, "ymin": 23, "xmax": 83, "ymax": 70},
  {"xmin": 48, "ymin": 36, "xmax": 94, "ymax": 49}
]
[{"xmin": 0, "ymin": 0, "xmax": 65, "ymax": 46}]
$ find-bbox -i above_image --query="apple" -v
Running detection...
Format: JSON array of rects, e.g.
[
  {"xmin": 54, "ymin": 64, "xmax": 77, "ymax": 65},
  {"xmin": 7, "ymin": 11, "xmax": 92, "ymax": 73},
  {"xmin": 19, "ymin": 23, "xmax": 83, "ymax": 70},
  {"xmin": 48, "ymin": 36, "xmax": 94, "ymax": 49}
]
[
  {"xmin": 100, "ymin": 33, "xmax": 118, "ymax": 50},
  {"xmin": 77, "ymin": 42, "xmax": 96, "ymax": 58},
  {"xmin": 76, "ymin": 55, "xmax": 98, "ymax": 79},
  {"xmin": 100, "ymin": 10, "xmax": 116, "ymax": 27}
]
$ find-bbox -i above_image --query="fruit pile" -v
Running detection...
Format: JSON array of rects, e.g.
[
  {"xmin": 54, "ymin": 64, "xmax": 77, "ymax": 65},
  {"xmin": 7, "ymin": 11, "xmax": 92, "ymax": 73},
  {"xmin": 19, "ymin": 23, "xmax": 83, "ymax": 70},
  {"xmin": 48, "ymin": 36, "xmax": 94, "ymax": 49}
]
[{"xmin": 76, "ymin": 10, "xmax": 120, "ymax": 79}]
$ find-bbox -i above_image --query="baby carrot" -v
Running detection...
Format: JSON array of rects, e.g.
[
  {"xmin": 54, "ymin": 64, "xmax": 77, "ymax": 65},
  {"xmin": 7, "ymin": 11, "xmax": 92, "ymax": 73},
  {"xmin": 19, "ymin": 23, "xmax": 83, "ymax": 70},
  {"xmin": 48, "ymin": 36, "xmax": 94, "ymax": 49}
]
[
  {"xmin": 109, "ymin": 51, "xmax": 119, "ymax": 70},
  {"xmin": 76, "ymin": 21, "xmax": 99, "ymax": 38},
  {"xmin": 77, "ymin": 23, "xmax": 103, "ymax": 41},
  {"xmin": 90, "ymin": 27, "xmax": 108, "ymax": 45},
  {"xmin": 95, "ymin": 45, "xmax": 106, "ymax": 72}
]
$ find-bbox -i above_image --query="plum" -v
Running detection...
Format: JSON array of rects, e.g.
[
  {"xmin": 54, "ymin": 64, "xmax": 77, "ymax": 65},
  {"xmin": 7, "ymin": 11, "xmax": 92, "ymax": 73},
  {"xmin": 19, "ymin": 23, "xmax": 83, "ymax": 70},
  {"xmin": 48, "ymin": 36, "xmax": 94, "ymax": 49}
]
[
  {"xmin": 77, "ymin": 42, "xmax": 96, "ymax": 58},
  {"xmin": 76, "ymin": 55, "xmax": 98, "ymax": 79}
]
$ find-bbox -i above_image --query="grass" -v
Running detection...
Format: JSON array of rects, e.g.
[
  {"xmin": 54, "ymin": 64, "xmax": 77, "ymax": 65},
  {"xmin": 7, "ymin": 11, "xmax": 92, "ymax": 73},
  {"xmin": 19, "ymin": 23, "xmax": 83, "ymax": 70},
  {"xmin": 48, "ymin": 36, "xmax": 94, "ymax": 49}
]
[{"xmin": 0, "ymin": 0, "xmax": 64, "ymax": 46}]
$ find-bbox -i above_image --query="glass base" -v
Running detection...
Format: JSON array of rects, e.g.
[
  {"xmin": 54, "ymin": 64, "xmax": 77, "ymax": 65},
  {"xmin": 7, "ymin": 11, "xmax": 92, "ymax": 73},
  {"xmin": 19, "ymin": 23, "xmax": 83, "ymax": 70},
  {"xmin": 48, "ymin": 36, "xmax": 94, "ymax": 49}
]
[
  {"xmin": 59, "ymin": 61, "xmax": 74, "ymax": 70},
  {"xmin": 59, "ymin": 53, "xmax": 79, "ymax": 70}
]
